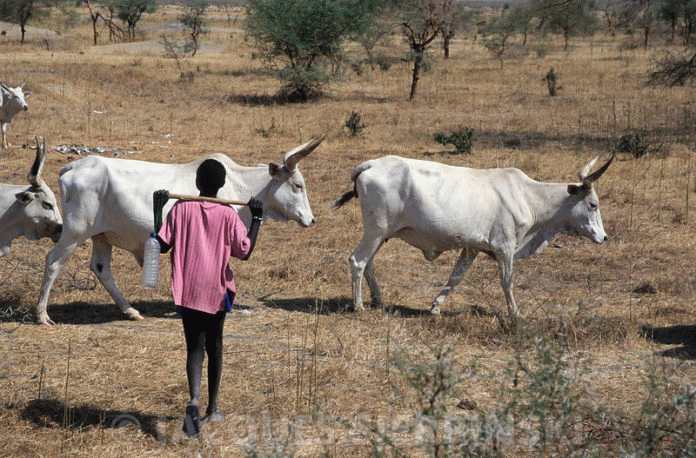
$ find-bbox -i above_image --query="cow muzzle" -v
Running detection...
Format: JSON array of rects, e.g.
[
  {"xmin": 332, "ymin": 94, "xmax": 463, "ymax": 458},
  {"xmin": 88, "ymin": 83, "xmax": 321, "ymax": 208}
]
[
  {"xmin": 299, "ymin": 217, "xmax": 315, "ymax": 228},
  {"xmin": 50, "ymin": 225, "xmax": 62, "ymax": 242}
]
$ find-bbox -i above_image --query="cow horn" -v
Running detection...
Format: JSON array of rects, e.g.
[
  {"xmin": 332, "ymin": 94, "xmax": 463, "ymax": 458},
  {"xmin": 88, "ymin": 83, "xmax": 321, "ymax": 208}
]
[
  {"xmin": 283, "ymin": 135, "xmax": 325, "ymax": 171},
  {"xmin": 0, "ymin": 82, "xmax": 8, "ymax": 92},
  {"xmin": 28, "ymin": 137, "xmax": 47, "ymax": 188},
  {"xmin": 579, "ymin": 152, "xmax": 614, "ymax": 185}
]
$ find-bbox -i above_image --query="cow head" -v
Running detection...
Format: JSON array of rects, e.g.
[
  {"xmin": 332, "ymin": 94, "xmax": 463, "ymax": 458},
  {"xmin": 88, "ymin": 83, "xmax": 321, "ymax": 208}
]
[
  {"xmin": 566, "ymin": 153, "xmax": 614, "ymax": 244},
  {"xmin": 1, "ymin": 81, "xmax": 31, "ymax": 121},
  {"xmin": 15, "ymin": 138, "xmax": 62, "ymax": 242},
  {"xmin": 264, "ymin": 136, "xmax": 324, "ymax": 227}
]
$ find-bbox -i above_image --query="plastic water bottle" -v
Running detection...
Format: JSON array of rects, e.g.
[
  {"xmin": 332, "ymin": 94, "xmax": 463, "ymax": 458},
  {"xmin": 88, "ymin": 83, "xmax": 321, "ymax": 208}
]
[{"xmin": 142, "ymin": 233, "xmax": 160, "ymax": 288}]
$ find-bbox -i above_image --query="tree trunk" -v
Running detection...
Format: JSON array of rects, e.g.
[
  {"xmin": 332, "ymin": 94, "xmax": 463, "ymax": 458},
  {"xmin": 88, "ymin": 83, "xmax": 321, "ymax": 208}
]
[
  {"xmin": 409, "ymin": 53, "xmax": 422, "ymax": 101},
  {"xmin": 91, "ymin": 17, "xmax": 99, "ymax": 45},
  {"xmin": 442, "ymin": 33, "xmax": 451, "ymax": 59}
]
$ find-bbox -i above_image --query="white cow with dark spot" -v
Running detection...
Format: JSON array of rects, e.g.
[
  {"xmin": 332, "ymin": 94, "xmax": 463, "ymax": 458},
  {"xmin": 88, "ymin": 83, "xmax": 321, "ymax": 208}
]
[
  {"xmin": 0, "ymin": 81, "xmax": 31, "ymax": 149},
  {"xmin": 333, "ymin": 153, "xmax": 613, "ymax": 326},
  {"xmin": 0, "ymin": 137, "xmax": 62, "ymax": 255},
  {"xmin": 34, "ymin": 136, "xmax": 323, "ymax": 325}
]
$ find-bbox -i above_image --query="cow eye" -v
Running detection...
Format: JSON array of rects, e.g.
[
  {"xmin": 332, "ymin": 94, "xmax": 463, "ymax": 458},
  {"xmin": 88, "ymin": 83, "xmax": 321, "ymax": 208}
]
[
  {"xmin": 589, "ymin": 202, "xmax": 597, "ymax": 211},
  {"xmin": 42, "ymin": 202, "xmax": 54, "ymax": 210}
]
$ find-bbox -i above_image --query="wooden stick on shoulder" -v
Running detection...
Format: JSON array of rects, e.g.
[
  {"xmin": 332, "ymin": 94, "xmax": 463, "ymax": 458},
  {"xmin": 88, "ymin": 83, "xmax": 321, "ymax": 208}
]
[{"xmin": 167, "ymin": 192, "xmax": 248, "ymax": 206}]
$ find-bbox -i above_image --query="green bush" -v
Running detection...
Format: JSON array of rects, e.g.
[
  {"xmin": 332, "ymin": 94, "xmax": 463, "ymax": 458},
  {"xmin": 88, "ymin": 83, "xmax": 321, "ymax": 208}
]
[
  {"xmin": 344, "ymin": 111, "xmax": 366, "ymax": 136},
  {"xmin": 617, "ymin": 133, "xmax": 648, "ymax": 158},
  {"xmin": 434, "ymin": 126, "xmax": 475, "ymax": 155}
]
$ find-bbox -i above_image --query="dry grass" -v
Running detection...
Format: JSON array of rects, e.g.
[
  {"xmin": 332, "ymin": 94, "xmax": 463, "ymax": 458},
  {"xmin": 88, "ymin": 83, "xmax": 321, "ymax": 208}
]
[{"xmin": 1, "ymin": 7, "xmax": 696, "ymax": 457}]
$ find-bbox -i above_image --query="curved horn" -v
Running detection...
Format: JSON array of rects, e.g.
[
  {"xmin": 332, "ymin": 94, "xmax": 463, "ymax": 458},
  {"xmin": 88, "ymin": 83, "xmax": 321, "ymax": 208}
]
[
  {"xmin": 579, "ymin": 152, "xmax": 614, "ymax": 186},
  {"xmin": 28, "ymin": 137, "xmax": 47, "ymax": 188},
  {"xmin": 283, "ymin": 135, "xmax": 325, "ymax": 171}
]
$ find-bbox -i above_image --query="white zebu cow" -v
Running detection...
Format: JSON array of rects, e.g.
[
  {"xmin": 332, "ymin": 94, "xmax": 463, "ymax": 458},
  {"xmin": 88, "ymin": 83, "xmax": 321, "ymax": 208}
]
[
  {"xmin": 0, "ymin": 81, "xmax": 31, "ymax": 149},
  {"xmin": 333, "ymin": 153, "xmax": 613, "ymax": 325},
  {"xmin": 34, "ymin": 136, "xmax": 323, "ymax": 325},
  {"xmin": 0, "ymin": 137, "xmax": 62, "ymax": 254}
]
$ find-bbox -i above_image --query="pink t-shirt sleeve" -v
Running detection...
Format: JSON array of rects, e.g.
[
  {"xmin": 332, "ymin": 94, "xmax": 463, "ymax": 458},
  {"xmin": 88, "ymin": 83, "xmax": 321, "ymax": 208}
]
[{"xmin": 158, "ymin": 201, "xmax": 251, "ymax": 314}]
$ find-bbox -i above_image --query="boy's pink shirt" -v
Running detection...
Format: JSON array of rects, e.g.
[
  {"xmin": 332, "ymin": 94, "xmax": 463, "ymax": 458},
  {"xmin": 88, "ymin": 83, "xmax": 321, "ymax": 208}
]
[{"xmin": 157, "ymin": 200, "xmax": 252, "ymax": 314}]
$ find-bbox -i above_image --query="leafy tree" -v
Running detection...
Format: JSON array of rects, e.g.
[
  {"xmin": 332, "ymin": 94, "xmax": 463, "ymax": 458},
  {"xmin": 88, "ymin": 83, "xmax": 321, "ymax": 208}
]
[
  {"xmin": 179, "ymin": 0, "xmax": 209, "ymax": 56},
  {"xmin": 109, "ymin": 0, "xmax": 156, "ymax": 40},
  {"xmin": 0, "ymin": 0, "xmax": 56, "ymax": 44},
  {"xmin": 532, "ymin": 0, "xmax": 598, "ymax": 51},
  {"xmin": 683, "ymin": 0, "xmax": 696, "ymax": 44},
  {"xmin": 84, "ymin": 0, "xmax": 126, "ymax": 45},
  {"xmin": 388, "ymin": 0, "xmax": 441, "ymax": 100},
  {"xmin": 353, "ymin": 14, "xmax": 393, "ymax": 71},
  {"xmin": 246, "ymin": 0, "xmax": 383, "ymax": 101},
  {"xmin": 623, "ymin": 0, "xmax": 659, "ymax": 48},
  {"xmin": 483, "ymin": 6, "xmax": 527, "ymax": 68},
  {"xmin": 659, "ymin": 0, "xmax": 683, "ymax": 42},
  {"xmin": 434, "ymin": 0, "xmax": 469, "ymax": 59},
  {"xmin": 648, "ymin": 0, "xmax": 696, "ymax": 85}
]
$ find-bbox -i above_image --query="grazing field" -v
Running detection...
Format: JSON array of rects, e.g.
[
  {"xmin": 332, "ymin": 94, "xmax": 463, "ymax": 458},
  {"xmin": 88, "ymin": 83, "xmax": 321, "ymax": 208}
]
[{"xmin": 2, "ymin": 6, "xmax": 696, "ymax": 456}]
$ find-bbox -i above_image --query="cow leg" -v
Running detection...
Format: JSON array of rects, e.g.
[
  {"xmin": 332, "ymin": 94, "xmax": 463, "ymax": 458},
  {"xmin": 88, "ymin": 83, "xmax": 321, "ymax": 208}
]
[
  {"xmin": 364, "ymin": 258, "xmax": 383, "ymax": 308},
  {"xmin": 35, "ymin": 239, "xmax": 81, "ymax": 324},
  {"xmin": 430, "ymin": 248, "xmax": 478, "ymax": 315},
  {"xmin": 496, "ymin": 252, "xmax": 519, "ymax": 324},
  {"xmin": 91, "ymin": 236, "xmax": 143, "ymax": 321},
  {"xmin": 1, "ymin": 123, "xmax": 6, "ymax": 149},
  {"xmin": 349, "ymin": 235, "xmax": 385, "ymax": 311}
]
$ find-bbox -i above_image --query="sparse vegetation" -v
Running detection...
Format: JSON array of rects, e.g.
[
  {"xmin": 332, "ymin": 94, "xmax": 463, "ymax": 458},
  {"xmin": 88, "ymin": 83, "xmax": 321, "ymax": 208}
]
[
  {"xmin": 344, "ymin": 111, "xmax": 367, "ymax": 136},
  {"xmin": 1, "ymin": 3, "xmax": 696, "ymax": 457},
  {"xmin": 434, "ymin": 126, "xmax": 475, "ymax": 154},
  {"xmin": 617, "ymin": 132, "xmax": 649, "ymax": 158}
]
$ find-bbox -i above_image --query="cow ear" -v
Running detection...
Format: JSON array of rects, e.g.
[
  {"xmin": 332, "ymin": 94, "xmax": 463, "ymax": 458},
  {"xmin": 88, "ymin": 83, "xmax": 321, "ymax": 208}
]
[
  {"xmin": 15, "ymin": 191, "xmax": 34, "ymax": 204},
  {"xmin": 24, "ymin": 91, "xmax": 31, "ymax": 97},
  {"xmin": 567, "ymin": 184, "xmax": 582, "ymax": 195},
  {"xmin": 269, "ymin": 162, "xmax": 282, "ymax": 178}
]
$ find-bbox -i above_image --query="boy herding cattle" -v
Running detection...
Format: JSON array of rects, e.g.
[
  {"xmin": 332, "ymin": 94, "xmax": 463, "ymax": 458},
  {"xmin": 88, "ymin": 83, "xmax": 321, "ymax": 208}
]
[{"xmin": 155, "ymin": 160, "xmax": 263, "ymax": 438}]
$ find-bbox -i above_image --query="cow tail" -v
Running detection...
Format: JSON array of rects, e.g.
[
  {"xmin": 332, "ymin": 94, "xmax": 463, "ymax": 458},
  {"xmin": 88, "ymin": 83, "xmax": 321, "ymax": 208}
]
[
  {"xmin": 333, "ymin": 164, "xmax": 368, "ymax": 209},
  {"xmin": 332, "ymin": 187, "xmax": 357, "ymax": 210},
  {"xmin": 332, "ymin": 162, "xmax": 374, "ymax": 210},
  {"xmin": 58, "ymin": 162, "xmax": 75, "ymax": 177}
]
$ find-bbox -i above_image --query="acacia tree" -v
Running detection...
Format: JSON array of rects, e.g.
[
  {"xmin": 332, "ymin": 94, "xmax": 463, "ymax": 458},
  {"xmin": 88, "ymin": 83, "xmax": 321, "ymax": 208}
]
[
  {"xmin": 483, "ymin": 7, "xmax": 528, "ymax": 68},
  {"xmin": 84, "ymin": 0, "xmax": 125, "ymax": 45},
  {"xmin": 0, "ymin": 0, "xmax": 58, "ymax": 44},
  {"xmin": 179, "ymin": 0, "xmax": 210, "ymax": 56},
  {"xmin": 246, "ymin": 0, "xmax": 382, "ymax": 101},
  {"xmin": 391, "ymin": 0, "xmax": 441, "ymax": 100},
  {"xmin": 109, "ymin": 0, "xmax": 156, "ymax": 40},
  {"xmin": 435, "ymin": 0, "xmax": 468, "ymax": 59},
  {"xmin": 532, "ymin": 0, "xmax": 597, "ymax": 50},
  {"xmin": 623, "ymin": 0, "xmax": 658, "ymax": 48},
  {"xmin": 647, "ymin": 0, "xmax": 696, "ymax": 85}
]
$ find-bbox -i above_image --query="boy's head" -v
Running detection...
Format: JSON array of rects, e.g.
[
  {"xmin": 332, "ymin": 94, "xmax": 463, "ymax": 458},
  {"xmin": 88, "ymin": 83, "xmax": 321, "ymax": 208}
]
[{"xmin": 196, "ymin": 159, "xmax": 226, "ymax": 196}]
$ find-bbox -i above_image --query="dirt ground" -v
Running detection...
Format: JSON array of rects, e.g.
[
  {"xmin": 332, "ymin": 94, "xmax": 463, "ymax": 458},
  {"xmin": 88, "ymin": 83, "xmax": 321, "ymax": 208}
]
[{"xmin": 1, "ymin": 6, "xmax": 696, "ymax": 457}]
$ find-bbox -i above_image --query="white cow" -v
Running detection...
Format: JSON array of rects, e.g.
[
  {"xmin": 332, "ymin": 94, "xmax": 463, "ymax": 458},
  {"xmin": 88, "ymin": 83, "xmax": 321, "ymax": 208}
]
[
  {"xmin": 333, "ymin": 153, "xmax": 613, "ymax": 326},
  {"xmin": 34, "ymin": 136, "xmax": 323, "ymax": 325},
  {"xmin": 0, "ymin": 137, "xmax": 62, "ymax": 255},
  {"xmin": 1, "ymin": 81, "xmax": 31, "ymax": 149}
]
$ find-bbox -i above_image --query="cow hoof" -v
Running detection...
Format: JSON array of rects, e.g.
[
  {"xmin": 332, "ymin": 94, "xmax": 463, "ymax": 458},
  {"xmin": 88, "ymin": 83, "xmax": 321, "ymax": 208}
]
[
  {"xmin": 430, "ymin": 306, "xmax": 441, "ymax": 315},
  {"xmin": 127, "ymin": 311, "xmax": 144, "ymax": 321},
  {"xmin": 36, "ymin": 317, "xmax": 56, "ymax": 326}
]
